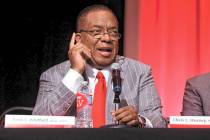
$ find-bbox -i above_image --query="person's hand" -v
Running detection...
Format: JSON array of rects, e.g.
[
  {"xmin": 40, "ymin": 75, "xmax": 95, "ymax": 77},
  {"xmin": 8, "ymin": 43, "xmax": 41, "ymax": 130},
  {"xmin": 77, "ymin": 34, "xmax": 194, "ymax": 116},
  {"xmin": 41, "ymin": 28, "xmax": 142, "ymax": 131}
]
[
  {"xmin": 68, "ymin": 33, "xmax": 91, "ymax": 74},
  {"xmin": 111, "ymin": 105, "xmax": 140, "ymax": 126}
]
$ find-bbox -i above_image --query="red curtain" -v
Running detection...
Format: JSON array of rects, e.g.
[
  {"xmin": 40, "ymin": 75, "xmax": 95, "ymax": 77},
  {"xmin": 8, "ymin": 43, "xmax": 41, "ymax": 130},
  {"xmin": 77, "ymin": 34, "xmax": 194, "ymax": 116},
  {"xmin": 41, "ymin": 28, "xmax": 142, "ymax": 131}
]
[{"xmin": 130, "ymin": 0, "xmax": 210, "ymax": 117}]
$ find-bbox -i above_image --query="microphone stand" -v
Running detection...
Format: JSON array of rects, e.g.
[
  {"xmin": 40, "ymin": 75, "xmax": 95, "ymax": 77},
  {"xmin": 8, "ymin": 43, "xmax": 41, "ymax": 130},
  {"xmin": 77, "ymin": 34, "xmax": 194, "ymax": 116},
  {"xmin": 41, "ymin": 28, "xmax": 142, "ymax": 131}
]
[
  {"xmin": 101, "ymin": 63, "xmax": 132, "ymax": 128},
  {"xmin": 101, "ymin": 87, "xmax": 130, "ymax": 128}
]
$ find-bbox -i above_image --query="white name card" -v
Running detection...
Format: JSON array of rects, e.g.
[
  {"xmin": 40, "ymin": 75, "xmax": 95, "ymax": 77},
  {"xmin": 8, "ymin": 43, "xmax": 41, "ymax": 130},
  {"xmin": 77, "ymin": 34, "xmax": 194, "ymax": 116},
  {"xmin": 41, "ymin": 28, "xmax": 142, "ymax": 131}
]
[
  {"xmin": 4, "ymin": 115, "xmax": 75, "ymax": 128},
  {"xmin": 169, "ymin": 116, "xmax": 210, "ymax": 128}
]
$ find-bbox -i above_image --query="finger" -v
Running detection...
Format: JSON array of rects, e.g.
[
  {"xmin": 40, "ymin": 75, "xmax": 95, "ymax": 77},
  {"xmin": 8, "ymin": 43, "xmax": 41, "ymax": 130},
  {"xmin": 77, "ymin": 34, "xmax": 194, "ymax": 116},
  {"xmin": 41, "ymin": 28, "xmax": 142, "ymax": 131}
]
[
  {"xmin": 126, "ymin": 120, "xmax": 139, "ymax": 126},
  {"xmin": 120, "ymin": 113, "xmax": 132, "ymax": 122},
  {"xmin": 82, "ymin": 48, "xmax": 91, "ymax": 60},
  {"xmin": 113, "ymin": 105, "xmax": 134, "ymax": 117},
  {"xmin": 116, "ymin": 109, "xmax": 138, "ymax": 123},
  {"xmin": 119, "ymin": 113, "xmax": 137, "ymax": 123},
  {"xmin": 69, "ymin": 42, "xmax": 85, "ymax": 53},
  {"xmin": 68, "ymin": 42, "xmax": 82, "ymax": 56},
  {"xmin": 71, "ymin": 43, "xmax": 91, "ymax": 59},
  {"xmin": 69, "ymin": 32, "xmax": 76, "ymax": 48},
  {"xmin": 115, "ymin": 110, "xmax": 129, "ymax": 121},
  {"xmin": 112, "ymin": 107, "xmax": 126, "ymax": 116}
]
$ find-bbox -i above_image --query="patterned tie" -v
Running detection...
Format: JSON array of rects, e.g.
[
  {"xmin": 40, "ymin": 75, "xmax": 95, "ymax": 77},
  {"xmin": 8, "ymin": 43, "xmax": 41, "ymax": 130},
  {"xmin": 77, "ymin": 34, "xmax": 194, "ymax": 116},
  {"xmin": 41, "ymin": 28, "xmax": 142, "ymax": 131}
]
[{"xmin": 92, "ymin": 71, "xmax": 106, "ymax": 128}]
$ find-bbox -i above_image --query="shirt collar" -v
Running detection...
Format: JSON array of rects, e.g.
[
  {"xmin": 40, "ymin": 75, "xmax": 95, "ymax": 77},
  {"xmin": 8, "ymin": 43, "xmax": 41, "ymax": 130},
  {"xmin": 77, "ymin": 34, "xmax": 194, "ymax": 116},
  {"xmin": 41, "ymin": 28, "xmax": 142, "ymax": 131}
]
[{"xmin": 86, "ymin": 64, "xmax": 111, "ymax": 83}]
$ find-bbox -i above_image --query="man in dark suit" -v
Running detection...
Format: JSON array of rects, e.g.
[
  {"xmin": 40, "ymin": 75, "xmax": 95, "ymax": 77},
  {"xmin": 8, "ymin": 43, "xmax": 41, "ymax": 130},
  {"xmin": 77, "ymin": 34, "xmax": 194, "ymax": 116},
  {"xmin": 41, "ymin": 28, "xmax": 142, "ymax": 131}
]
[
  {"xmin": 181, "ymin": 73, "xmax": 210, "ymax": 116},
  {"xmin": 32, "ymin": 4, "xmax": 166, "ymax": 128}
]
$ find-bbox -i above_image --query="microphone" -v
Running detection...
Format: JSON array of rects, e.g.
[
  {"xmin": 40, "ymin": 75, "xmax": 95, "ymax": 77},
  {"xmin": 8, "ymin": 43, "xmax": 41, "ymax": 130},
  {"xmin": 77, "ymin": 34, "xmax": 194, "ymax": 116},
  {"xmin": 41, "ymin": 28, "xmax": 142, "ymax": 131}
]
[
  {"xmin": 101, "ymin": 63, "xmax": 129, "ymax": 128},
  {"xmin": 111, "ymin": 63, "xmax": 122, "ymax": 97},
  {"xmin": 82, "ymin": 72, "xmax": 88, "ymax": 82}
]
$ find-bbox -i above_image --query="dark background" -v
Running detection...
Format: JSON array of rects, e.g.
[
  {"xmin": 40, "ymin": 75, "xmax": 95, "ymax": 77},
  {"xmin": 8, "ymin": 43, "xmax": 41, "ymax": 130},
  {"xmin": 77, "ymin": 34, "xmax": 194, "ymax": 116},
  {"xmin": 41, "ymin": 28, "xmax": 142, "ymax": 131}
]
[{"xmin": 0, "ymin": 0, "xmax": 124, "ymax": 114}]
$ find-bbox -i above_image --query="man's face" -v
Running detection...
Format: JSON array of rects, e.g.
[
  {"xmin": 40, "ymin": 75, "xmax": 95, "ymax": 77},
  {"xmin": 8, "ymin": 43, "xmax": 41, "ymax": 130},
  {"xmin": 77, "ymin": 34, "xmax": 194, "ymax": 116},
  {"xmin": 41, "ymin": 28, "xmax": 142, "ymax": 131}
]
[{"xmin": 80, "ymin": 10, "xmax": 119, "ymax": 68}]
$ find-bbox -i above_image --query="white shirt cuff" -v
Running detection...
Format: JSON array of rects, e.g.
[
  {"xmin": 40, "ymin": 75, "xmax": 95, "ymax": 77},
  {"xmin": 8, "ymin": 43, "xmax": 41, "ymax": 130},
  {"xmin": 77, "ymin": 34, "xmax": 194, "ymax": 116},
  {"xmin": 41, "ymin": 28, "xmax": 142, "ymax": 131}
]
[
  {"xmin": 139, "ymin": 115, "xmax": 153, "ymax": 128},
  {"xmin": 62, "ymin": 69, "xmax": 84, "ymax": 94},
  {"xmin": 144, "ymin": 117, "xmax": 153, "ymax": 128}
]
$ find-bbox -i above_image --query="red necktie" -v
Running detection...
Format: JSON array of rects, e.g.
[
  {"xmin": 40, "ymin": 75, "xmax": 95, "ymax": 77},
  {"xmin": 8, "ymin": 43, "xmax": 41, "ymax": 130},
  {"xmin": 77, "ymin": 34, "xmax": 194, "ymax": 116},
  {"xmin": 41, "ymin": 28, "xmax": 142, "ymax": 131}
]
[{"xmin": 92, "ymin": 71, "xmax": 106, "ymax": 128}]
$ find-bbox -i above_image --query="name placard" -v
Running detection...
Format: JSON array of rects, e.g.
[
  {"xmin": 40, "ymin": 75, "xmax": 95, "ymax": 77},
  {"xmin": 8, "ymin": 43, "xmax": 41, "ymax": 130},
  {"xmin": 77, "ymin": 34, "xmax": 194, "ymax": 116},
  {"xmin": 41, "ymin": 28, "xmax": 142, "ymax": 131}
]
[
  {"xmin": 4, "ymin": 115, "xmax": 75, "ymax": 128},
  {"xmin": 169, "ymin": 116, "xmax": 210, "ymax": 128}
]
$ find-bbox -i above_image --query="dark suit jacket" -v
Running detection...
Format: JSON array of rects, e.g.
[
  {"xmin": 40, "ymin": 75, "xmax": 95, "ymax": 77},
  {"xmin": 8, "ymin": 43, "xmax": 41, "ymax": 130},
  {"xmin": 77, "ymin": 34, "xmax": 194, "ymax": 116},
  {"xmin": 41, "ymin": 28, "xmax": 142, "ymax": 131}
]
[
  {"xmin": 33, "ymin": 56, "xmax": 167, "ymax": 128},
  {"xmin": 181, "ymin": 73, "xmax": 210, "ymax": 116}
]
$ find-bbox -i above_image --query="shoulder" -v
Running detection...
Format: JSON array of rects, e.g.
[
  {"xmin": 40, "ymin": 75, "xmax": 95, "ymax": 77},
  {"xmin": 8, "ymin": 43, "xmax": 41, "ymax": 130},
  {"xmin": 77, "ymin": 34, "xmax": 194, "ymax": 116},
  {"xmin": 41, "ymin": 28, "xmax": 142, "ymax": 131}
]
[
  {"xmin": 187, "ymin": 73, "xmax": 210, "ymax": 84},
  {"xmin": 40, "ymin": 60, "xmax": 70, "ymax": 78},
  {"xmin": 118, "ymin": 56, "xmax": 151, "ymax": 73},
  {"xmin": 186, "ymin": 72, "xmax": 210, "ymax": 89}
]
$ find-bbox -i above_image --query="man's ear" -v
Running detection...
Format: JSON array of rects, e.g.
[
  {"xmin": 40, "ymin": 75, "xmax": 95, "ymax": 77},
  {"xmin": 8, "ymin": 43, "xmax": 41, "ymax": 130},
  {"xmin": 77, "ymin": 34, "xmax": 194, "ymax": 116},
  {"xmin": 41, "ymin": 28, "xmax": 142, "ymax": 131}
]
[{"xmin": 75, "ymin": 33, "xmax": 81, "ymax": 43}]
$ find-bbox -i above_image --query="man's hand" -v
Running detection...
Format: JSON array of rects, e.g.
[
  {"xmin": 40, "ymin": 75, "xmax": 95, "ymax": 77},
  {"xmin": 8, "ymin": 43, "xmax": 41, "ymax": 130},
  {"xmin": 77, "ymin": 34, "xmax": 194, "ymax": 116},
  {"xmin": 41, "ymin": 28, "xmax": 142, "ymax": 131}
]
[
  {"xmin": 68, "ymin": 33, "xmax": 91, "ymax": 74},
  {"xmin": 111, "ymin": 105, "xmax": 140, "ymax": 126}
]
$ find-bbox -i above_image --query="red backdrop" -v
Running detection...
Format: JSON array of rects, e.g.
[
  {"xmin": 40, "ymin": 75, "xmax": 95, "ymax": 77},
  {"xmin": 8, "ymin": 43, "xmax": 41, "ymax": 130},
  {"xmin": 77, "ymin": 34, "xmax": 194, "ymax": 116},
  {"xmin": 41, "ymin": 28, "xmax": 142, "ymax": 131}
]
[{"xmin": 125, "ymin": 0, "xmax": 210, "ymax": 117}]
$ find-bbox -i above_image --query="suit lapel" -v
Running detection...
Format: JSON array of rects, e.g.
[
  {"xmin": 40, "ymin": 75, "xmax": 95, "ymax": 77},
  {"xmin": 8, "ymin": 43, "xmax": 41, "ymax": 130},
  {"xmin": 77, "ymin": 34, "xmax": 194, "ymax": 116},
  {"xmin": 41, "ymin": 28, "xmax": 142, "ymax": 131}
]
[
  {"xmin": 119, "ymin": 57, "xmax": 137, "ymax": 108},
  {"xmin": 105, "ymin": 75, "xmax": 115, "ymax": 124}
]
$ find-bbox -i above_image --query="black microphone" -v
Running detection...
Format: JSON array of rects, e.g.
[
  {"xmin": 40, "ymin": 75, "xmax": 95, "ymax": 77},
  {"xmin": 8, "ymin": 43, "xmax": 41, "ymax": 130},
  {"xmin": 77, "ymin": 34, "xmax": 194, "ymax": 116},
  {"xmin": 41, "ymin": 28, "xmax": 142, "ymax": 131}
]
[
  {"xmin": 111, "ymin": 63, "xmax": 122, "ymax": 97},
  {"xmin": 82, "ymin": 71, "xmax": 88, "ymax": 82},
  {"xmin": 101, "ymin": 63, "xmax": 130, "ymax": 128}
]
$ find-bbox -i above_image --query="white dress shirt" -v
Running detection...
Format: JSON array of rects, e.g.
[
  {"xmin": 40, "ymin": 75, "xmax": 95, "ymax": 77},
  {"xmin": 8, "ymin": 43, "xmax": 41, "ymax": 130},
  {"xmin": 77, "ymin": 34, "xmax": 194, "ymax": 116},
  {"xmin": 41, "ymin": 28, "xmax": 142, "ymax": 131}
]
[{"xmin": 62, "ymin": 64, "xmax": 153, "ymax": 128}]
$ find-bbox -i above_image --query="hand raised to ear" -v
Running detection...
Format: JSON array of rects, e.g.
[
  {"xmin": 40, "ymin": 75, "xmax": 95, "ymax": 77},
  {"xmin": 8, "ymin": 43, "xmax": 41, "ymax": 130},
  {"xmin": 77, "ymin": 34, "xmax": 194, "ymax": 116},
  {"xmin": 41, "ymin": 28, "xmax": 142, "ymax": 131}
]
[{"xmin": 68, "ymin": 33, "xmax": 91, "ymax": 74}]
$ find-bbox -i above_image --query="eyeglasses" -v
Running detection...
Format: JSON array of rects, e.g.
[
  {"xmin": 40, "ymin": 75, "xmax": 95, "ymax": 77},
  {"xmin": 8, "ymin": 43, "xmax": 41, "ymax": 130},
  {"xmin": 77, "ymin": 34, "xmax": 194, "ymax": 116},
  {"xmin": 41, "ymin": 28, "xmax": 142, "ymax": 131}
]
[{"xmin": 79, "ymin": 29, "xmax": 121, "ymax": 41}]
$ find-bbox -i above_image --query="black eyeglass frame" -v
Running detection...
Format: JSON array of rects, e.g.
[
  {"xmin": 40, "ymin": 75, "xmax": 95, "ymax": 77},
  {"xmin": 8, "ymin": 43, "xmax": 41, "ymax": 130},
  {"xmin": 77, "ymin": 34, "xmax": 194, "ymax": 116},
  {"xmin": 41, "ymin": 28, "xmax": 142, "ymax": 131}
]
[{"xmin": 78, "ymin": 29, "xmax": 121, "ymax": 40}]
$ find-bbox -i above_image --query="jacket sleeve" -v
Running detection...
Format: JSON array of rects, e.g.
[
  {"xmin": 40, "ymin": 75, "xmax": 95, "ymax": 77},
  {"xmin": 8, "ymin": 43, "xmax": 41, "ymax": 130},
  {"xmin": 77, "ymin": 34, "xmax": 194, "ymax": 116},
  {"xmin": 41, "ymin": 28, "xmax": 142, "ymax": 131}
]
[
  {"xmin": 181, "ymin": 80, "xmax": 203, "ymax": 116},
  {"xmin": 32, "ymin": 68, "xmax": 76, "ymax": 116},
  {"xmin": 138, "ymin": 66, "xmax": 167, "ymax": 128}
]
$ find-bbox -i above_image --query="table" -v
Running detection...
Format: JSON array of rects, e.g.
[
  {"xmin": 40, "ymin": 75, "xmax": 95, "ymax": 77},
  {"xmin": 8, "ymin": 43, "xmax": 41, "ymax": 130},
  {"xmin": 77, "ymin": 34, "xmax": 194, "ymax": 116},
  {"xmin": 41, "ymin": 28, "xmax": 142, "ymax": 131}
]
[{"xmin": 0, "ymin": 128, "xmax": 210, "ymax": 140}]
